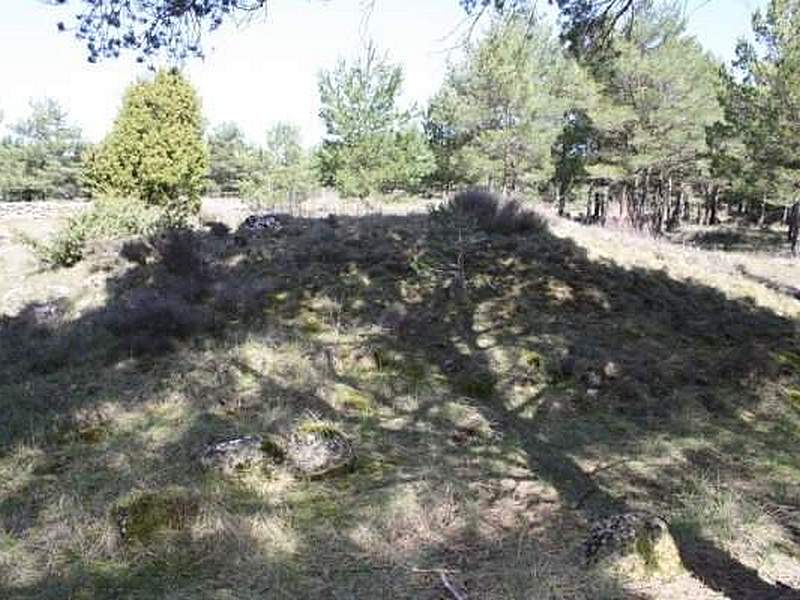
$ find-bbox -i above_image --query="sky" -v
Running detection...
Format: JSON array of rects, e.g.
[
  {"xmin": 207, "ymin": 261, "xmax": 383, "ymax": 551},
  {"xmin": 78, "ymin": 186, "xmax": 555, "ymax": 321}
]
[{"xmin": 0, "ymin": 0, "xmax": 768, "ymax": 147}]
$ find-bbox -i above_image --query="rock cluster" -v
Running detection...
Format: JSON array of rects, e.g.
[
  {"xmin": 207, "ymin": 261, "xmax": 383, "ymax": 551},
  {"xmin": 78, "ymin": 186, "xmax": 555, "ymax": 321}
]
[
  {"xmin": 199, "ymin": 426, "xmax": 355, "ymax": 479},
  {"xmin": 242, "ymin": 214, "xmax": 283, "ymax": 232}
]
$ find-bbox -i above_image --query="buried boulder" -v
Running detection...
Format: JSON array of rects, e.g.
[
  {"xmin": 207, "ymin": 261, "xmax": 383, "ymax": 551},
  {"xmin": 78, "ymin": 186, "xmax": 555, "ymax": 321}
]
[
  {"xmin": 200, "ymin": 435, "xmax": 265, "ymax": 475},
  {"xmin": 583, "ymin": 512, "xmax": 683, "ymax": 580},
  {"xmin": 286, "ymin": 421, "xmax": 355, "ymax": 479}
]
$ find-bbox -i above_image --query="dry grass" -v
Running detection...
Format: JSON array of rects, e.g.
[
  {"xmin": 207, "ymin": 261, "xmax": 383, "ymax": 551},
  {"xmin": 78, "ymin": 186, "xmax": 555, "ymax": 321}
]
[{"xmin": 0, "ymin": 196, "xmax": 798, "ymax": 599}]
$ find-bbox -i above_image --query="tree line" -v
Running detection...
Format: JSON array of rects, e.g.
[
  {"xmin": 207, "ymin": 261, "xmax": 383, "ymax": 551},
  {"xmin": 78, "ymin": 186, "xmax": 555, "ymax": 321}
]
[
  {"xmin": 8, "ymin": 0, "xmax": 800, "ymax": 253},
  {"xmin": 425, "ymin": 0, "xmax": 800, "ymax": 242}
]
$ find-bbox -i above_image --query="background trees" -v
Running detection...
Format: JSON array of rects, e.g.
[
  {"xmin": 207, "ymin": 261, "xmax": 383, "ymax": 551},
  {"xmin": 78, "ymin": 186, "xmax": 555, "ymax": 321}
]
[
  {"xmin": 19, "ymin": 0, "xmax": 800, "ymax": 252},
  {"xmin": 426, "ymin": 15, "xmax": 596, "ymax": 195},
  {"xmin": 317, "ymin": 43, "xmax": 434, "ymax": 198},
  {"xmin": 206, "ymin": 123, "xmax": 258, "ymax": 197},
  {"xmin": 83, "ymin": 69, "xmax": 208, "ymax": 219},
  {"xmin": 243, "ymin": 122, "xmax": 316, "ymax": 207},
  {"xmin": 578, "ymin": 2, "xmax": 722, "ymax": 231},
  {"xmin": 714, "ymin": 0, "xmax": 800, "ymax": 222},
  {"xmin": 0, "ymin": 99, "xmax": 85, "ymax": 201}
]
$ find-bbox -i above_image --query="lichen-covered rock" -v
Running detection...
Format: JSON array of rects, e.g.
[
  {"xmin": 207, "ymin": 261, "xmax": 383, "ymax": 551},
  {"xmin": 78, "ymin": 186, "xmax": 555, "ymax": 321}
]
[
  {"xmin": 286, "ymin": 423, "xmax": 355, "ymax": 478},
  {"xmin": 200, "ymin": 435, "xmax": 264, "ymax": 475},
  {"xmin": 584, "ymin": 512, "xmax": 683, "ymax": 580},
  {"xmin": 112, "ymin": 489, "xmax": 199, "ymax": 544}
]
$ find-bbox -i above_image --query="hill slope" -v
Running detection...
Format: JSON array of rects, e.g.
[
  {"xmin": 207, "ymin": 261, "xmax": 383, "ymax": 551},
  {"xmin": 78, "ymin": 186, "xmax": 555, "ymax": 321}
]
[{"xmin": 1, "ymin": 198, "xmax": 799, "ymax": 599}]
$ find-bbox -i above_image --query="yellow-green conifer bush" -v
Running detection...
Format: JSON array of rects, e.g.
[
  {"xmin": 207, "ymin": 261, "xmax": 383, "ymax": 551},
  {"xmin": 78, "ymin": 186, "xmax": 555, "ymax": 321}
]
[{"xmin": 84, "ymin": 69, "xmax": 209, "ymax": 222}]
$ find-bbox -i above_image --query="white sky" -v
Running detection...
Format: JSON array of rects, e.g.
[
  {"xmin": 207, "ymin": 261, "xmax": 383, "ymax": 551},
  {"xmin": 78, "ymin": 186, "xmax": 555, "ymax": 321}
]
[{"xmin": 0, "ymin": 0, "xmax": 767, "ymax": 147}]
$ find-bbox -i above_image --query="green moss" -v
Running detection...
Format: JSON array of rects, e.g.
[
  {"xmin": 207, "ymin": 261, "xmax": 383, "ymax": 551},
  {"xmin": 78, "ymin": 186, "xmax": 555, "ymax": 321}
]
[
  {"xmin": 112, "ymin": 488, "xmax": 199, "ymax": 544},
  {"xmin": 268, "ymin": 290, "xmax": 291, "ymax": 306},
  {"xmin": 520, "ymin": 349, "xmax": 547, "ymax": 382},
  {"xmin": 296, "ymin": 418, "xmax": 343, "ymax": 438},
  {"xmin": 635, "ymin": 534, "xmax": 657, "ymax": 569},
  {"xmin": 77, "ymin": 424, "xmax": 110, "ymax": 444},
  {"xmin": 785, "ymin": 387, "xmax": 800, "ymax": 406},
  {"xmin": 287, "ymin": 486, "xmax": 348, "ymax": 529},
  {"xmin": 775, "ymin": 351, "xmax": 800, "ymax": 373},
  {"xmin": 335, "ymin": 384, "xmax": 373, "ymax": 415},
  {"xmin": 298, "ymin": 312, "xmax": 324, "ymax": 334},
  {"xmin": 0, "ymin": 531, "xmax": 17, "ymax": 552}
]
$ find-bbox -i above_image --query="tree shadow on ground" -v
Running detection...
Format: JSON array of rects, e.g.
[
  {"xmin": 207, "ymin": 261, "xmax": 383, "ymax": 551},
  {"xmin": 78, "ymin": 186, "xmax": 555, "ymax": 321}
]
[
  {"xmin": 677, "ymin": 535, "xmax": 800, "ymax": 600},
  {"xmin": 1, "ymin": 204, "xmax": 799, "ymax": 597},
  {"xmin": 674, "ymin": 224, "xmax": 790, "ymax": 254}
]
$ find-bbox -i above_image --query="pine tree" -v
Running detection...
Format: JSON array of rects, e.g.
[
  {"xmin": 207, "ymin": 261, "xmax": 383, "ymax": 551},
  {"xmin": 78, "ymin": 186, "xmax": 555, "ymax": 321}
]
[
  {"xmin": 207, "ymin": 122, "xmax": 258, "ymax": 197},
  {"xmin": 0, "ymin": 99, "xmax": 85, "ymax": 201},
  {"xmin": 317, "ymin": 42, "xmax": 433, "ymax": 198},
  {"xmin": 426, "ymin": 14, "xmax": 596, "ymax": 194}
]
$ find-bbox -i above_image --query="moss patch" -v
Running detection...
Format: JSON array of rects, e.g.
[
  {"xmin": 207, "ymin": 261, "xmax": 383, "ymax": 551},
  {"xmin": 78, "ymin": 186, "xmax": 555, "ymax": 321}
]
[
  {"xmin": 112, "ymin": 488, "xmax": 199, "ymax": 544},
  {"xmin": 296, "ymin": 418, "xmax": 343, "ymax": 438},
  {"xmin": 334, "ymin": 384, "xmax": 373, "ymax": 415}
]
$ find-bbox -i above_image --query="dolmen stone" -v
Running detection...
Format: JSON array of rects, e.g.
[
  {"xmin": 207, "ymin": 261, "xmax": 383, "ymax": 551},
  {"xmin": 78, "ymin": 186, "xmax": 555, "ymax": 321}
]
[
  {"xmin": 286, "ymin": 424, "xmax": 355, "ymax": 479},
  {"xmin": 583, "ymin": 512, "xmax": 683, "ymax": 580},
  {"xmin": 200, "ymin": 435, "xmax": 264, "ymax": 475}
]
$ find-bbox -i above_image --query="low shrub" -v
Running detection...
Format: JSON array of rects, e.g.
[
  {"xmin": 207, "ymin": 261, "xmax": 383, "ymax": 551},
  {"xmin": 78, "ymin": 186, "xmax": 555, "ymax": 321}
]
[
  {"xmin": 25, "ymin": 198, "xmax": 163, "ymax": 268},
  {"xmin": 490, "ymin": 198, "xmax": 546, "ymax": 234},
  {"xmin": 440, "ymin": 190, "xmax": 546, "ymax": 235},
  {"xmin": 152, "ymin": 228, "xmax": 205, "ymax": 277},
  {"xmin": 451, "ymin": 189, "xmax": 499, "ymax": 224},
  {"xmin": 212, "ymin": 278, "xmax": 274, "ymax": 319},
  {"xmin": 103, "ymin": 288, "xmax": 213, "ymax": 355}
]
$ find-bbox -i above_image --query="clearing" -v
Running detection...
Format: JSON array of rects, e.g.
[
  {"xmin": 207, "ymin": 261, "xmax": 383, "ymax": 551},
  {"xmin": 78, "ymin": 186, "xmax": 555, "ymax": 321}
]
[{"xmin": 0, "ymin": 196, "xmax": 799, "ymax": 599}]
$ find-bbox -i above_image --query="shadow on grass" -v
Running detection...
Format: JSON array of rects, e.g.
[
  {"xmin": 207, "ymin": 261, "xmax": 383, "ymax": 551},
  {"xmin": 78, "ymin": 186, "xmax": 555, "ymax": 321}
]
[
  {"xmin": 677, "ymin": 535, "xmax": 800, "ymax": 600},
  {"xmin": 1, "ymin": 205, "xmax": 799, "ymax": 597},
  {"xmin": 677, "ymin": 224, "xmax": 790, "ymax": 254}
]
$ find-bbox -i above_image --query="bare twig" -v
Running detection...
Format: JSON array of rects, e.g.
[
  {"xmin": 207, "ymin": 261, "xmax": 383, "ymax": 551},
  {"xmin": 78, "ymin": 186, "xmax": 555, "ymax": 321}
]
[
  {"xmin": 440, "ymin": 572, "xmax": 467, "ymax": 600},
  {"xmin": 411, "ymin": 567, "xmax": 461, "ymax": 574}
]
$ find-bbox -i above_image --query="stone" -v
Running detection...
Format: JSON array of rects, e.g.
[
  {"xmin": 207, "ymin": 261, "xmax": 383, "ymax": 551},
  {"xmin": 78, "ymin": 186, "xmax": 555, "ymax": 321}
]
[
  {"xmin": 286, "ymin": 424, "xmax": 355, "ymax": 478},
  {"xmin": 584, "ymin": 512, "xmax": 683, "ymax": 580},
  {"xmin": 200, "ymin": 435, "xmax": 264, "ymax": 475},
  {"xmin": 582, "ymin": 370, "xmax": 603, "ymax": 388},
  {"xmin": 603, "ymin": 361, "xmax": 621, "ymax": 380},
  {"xmin": 242, "ymin": 214, "xmax": 283, "ymax": 233}
]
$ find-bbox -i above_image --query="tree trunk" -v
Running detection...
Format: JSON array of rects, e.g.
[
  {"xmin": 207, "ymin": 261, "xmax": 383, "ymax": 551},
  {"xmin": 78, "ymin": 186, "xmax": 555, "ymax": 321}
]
[
  {"xmin": 556, "ymin": 186, "xmax": 564, "ymax": 216},
  {"xmin": 788, "ymin": 201, "xmax": 799, "ymax": 256},
  {"xmin": 711, "ymin": 187, "xmax": 719, "ymax": 225}
]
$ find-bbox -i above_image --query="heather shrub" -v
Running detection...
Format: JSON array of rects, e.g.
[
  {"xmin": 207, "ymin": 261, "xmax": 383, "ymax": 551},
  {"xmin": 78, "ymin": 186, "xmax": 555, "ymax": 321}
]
[
  {"xmin": 440, "ymin": 190, "xmax": 545, "ymax": 235},
  {"xmin": 103, "ymin": 288, "xmax": 212, "ymax": 355}
]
